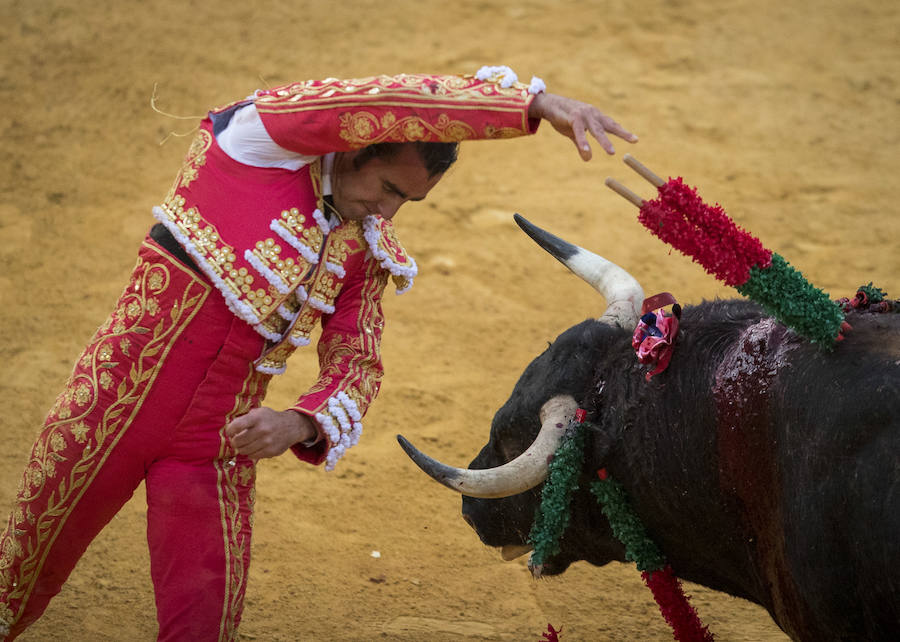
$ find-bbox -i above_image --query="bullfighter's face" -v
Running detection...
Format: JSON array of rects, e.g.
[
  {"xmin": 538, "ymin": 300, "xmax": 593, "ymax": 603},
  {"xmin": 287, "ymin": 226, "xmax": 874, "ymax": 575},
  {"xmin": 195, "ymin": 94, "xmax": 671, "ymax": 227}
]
[{"xmin": 331, "ymin": 145, "xmax": 442, "ymax": 221}]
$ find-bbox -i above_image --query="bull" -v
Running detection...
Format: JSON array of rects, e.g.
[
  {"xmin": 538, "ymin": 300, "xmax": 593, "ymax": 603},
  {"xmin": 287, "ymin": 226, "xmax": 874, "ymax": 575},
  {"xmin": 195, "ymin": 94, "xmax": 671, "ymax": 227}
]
[{"xmin": 398, "ymin": 215, "xmax": 899, "ymax": 641}]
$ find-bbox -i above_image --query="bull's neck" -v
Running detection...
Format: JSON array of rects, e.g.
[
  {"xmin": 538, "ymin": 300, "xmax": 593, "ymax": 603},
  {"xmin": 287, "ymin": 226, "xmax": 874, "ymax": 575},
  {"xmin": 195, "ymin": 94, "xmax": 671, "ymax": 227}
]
[{"xmin": 603, "ymin": 317, "xmax": 810, "ymax": 630}]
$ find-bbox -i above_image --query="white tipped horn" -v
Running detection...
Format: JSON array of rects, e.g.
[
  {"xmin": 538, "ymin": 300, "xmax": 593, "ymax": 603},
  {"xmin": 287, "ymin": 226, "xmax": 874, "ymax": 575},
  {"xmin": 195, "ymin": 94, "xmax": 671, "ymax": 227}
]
[
  {"xmin": 513, "ymin": 214, "xmax": 644, "ymax": 329},
  {"xmin": 397, "ymin": 395, "xmax": 578, "ymax": 499}
]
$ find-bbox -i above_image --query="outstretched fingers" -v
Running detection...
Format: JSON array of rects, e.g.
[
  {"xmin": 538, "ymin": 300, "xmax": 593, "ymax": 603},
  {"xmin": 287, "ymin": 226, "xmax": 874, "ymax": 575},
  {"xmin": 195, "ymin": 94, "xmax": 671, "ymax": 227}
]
[
  {"xmin": 531, "ymin": 94, "xmax": 638, "ymax": 161},
  {"xmin": 577, "ymin": 109, "xmax": 638, "ymax": 160}
]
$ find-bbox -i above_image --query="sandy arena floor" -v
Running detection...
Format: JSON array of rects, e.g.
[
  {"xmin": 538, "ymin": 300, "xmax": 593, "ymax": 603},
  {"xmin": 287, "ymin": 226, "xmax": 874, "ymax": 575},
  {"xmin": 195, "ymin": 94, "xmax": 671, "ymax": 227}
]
[{"xmin": 1, "ymin": 0, "xmax": 897, "ymax": 639}]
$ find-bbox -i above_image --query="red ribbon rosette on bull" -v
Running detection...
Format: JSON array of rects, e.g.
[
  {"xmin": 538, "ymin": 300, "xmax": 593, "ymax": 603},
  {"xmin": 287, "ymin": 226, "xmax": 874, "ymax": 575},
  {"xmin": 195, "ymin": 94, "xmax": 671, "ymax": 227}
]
[{"xmin": 632, "ymin": 292, "xmax": 681, "ymax": 380}]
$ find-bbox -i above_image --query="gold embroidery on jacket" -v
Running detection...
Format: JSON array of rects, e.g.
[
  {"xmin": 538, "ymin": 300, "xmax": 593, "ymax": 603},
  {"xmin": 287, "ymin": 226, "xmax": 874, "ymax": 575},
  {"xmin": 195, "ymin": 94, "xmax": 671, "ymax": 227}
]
[
  {"xmin": 308, "ymin": 222, "xmax": 365, "ymax": 308},
  {"xmin": 251, "ymin": 222, "xmax": 365, "ymax": 373},
  {"xmin": 166, "ymin": 129, "xmax": 212, "ymax": 201},
  {"xmin": 303, "ymin": 260, "xmax": 387, "ymax": 413},
  {"xmin": 307, "ymin": 273, "xmax": 340, "ymax": 309},
  {"xmin": 161, "ymin": 153, "xmax": 327, "ymax": 330},
  {"xmin": 291, "ymin": 305, "xmax": 321, "ymax": 340},
  {"xmin": 254, "ymin": 220, "xmax": 394, "ymax": 374},
  {"xmin": 338, "ymin": 111, "xmax": 477, "ymax": 146},
  {"xmin": 255, "ymin": 74, "xmax": 531, "ymax": 105},
  {"xmin": 0, "ymin": 245, "xmax": 209, "ymax": 626},
  {"xmin": 273, "ymin": 208, "xmax": 324, "ymax": 258},
  {"xmin": 254, "ymin": 74, "xmax": 532, "ymax": 145},
  {"xmin": 253, "ymin": 279, "xmax": 328, "ymax": 374},
  {"xmin": 157, "ymin": 195, "xmax": 286, "ymax": 321},
  {"xmin": 257, "ymin": 314, "xmax": 289, "ymax": 341},
  {"xmin": 248, "ymin": 238, "xmax": 305, "ymax": 292}
]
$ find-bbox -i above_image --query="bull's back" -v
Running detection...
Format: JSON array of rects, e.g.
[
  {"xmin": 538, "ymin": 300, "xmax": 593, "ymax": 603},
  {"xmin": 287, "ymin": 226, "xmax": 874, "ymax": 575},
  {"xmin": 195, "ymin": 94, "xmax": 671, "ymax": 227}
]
[{"xmin": 775, "ymin": 312, "xmax": 899, "ymax": 640}]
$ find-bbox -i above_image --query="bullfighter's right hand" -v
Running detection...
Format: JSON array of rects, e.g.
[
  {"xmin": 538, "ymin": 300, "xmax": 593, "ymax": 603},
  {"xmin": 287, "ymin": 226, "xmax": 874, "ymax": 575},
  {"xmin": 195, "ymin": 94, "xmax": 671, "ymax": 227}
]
[
  {"xmin": 225, "ymin": 407, "xmax": 318, "ymax": 461},
  {"xmin": 528, "ymin": 92, "xmax": 638, "ymax": 161}
]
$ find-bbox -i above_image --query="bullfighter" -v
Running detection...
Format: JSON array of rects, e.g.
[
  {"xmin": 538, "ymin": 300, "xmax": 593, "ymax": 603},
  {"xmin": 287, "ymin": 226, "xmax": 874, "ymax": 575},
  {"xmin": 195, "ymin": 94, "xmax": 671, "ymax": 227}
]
[{"xmin": 0, "ymin": 66, "xmax": 637, "ymax": 640}]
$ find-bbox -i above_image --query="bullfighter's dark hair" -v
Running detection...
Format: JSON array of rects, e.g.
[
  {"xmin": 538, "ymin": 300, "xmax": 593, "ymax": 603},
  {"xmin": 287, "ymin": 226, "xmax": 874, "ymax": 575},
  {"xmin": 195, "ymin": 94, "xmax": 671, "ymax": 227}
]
[{"xmin": 353, "ymin": 141, "xmax": 459, "ymax": 177}]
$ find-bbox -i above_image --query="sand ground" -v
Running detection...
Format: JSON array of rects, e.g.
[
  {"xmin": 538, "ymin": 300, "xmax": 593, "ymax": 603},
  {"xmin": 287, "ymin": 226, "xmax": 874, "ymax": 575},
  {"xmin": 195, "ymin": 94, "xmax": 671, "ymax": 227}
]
[{"xmin": 1, "ymin": 0, "xmax": 897, "ymax": 639}]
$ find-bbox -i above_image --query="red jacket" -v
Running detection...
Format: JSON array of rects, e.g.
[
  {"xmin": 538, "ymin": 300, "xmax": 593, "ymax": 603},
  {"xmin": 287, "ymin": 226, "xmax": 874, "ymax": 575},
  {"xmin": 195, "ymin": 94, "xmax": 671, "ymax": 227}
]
[{"xmin": 153, "ymin": 71, "xmax": 540, "ymax": 468}]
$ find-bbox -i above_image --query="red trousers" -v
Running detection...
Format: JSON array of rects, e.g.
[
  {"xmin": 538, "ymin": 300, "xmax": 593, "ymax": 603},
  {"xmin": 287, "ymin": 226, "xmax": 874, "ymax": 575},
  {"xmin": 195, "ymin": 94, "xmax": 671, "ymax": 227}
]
[{"xmin": 0, "ymin": 239, "xmax": 271, "ymax": 640}]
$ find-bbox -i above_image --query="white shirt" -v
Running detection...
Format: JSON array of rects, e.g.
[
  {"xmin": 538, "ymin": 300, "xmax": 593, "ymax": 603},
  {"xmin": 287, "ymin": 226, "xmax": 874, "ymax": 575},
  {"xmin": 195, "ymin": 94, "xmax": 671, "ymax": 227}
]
[
  {"xmin": 215, "ymin": 103, "xmax": 337, "ymax": 197},
  {"xmin": 215, "ymin": 103, "xmax": 320, "ymax": 171}
]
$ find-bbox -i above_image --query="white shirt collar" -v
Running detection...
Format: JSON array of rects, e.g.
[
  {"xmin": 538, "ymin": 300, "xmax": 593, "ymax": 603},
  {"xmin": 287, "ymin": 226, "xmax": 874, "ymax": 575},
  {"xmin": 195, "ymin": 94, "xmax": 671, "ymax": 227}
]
[{"xmin": 322, "ymin": 152, "xmax": 335, "ymax": 196}]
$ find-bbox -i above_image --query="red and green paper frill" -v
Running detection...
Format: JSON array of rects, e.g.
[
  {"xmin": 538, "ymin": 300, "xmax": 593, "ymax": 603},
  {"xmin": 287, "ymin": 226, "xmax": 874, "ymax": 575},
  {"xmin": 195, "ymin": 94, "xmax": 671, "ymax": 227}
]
[
  {"xmin": 528, "ymin": 421, "xmax": 587, "ymax": 569},
  {"xmin": 527, "ymin": 414, "xmax": 714, "ymax": 641},
  {"xmin": 591, "ymin": 470, "xmax": 714, "ymax": 642},
  {"xmin": 638, "ymin": 177, "xmax": 845, "ymax": 346}
]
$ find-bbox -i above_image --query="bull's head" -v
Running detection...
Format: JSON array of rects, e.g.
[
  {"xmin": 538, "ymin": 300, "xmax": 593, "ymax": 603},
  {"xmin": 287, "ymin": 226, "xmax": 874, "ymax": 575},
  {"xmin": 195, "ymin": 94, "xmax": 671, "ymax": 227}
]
[{"xmin": 398, "ymin": 214, "xmax": 644, "ymax": 572}]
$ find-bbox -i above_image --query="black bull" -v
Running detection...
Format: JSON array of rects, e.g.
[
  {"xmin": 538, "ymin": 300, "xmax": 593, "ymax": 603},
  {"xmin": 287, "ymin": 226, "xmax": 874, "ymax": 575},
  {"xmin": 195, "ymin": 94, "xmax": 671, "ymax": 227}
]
[{"xmin": 399, "ymin": 218, "xmax": 899, "ymax": 641}]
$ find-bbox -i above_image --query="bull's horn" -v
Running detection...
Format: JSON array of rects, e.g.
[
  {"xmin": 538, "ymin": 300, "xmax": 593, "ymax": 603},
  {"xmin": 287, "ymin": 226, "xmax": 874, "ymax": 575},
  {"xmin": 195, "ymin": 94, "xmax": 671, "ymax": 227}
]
[
  {"xmin": 513, "ymin": 213, "xmax": 644, "ymax": 329},
  {"xmin": 396, "ymin": 395, "xmax": 578, "ymax": 499}
]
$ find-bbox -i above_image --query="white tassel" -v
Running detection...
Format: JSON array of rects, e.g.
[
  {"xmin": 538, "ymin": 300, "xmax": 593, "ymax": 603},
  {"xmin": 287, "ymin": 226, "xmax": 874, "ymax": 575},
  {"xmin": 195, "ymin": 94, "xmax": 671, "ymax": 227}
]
[
  {"xmin": 244, "ymin": 249, "xmax": 290, "ymax": 295},
  {"xmin": 316, "ymin": 411, "xmax": 341, "ymax": 444},
  {"xmin": 316, "ymin": 392, "xmax": 366, "ymax": 471},
  {"xmin": 313, "ymin": 208, "xmax": 332, "ymax": 233},
  {"xmin": 289, "ymin": 333, "xmax": 311, "ymax": 348},
  {"xmin": 325, "ymin": 261, "xmax": 346, "ymax": 278},
  {"xmin": 252, "ymin": 324, "xmax": 283, "ymax": 342},
  {"xmin": 307, "ymin": 296, "xmax": 336, "ymax": 315},
  {"xmin": 362, "ymin": 216, "xmax": 418, "ymax": 292},
  {"xmin": 270, "ymin": 219, "xmax": 320, "ymax": 265},
  {"xmin": 475, "ymin": 65, "xmax": 519, "ymax": 88}
]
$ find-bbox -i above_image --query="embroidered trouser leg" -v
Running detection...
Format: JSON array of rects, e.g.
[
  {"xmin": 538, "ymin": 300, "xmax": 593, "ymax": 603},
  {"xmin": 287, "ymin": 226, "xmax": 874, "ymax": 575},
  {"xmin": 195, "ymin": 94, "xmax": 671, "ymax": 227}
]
[
  {"xmin": 145, "ymin": 302, "xmax": 268, "ymax": 641},
  {"xmin": 0, "ymin": 240, "xmax": 268, "ymax": 640}
]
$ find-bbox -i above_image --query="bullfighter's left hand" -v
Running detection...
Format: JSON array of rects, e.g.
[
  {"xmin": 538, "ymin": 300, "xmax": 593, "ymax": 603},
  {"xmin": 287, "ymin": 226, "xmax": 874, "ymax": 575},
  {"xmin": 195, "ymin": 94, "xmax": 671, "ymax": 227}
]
[
  {"xmin": 528, "ymin": 92, "xmax": 638, "ymax": 161},
  {"xmin": 225, "ymin": 407, "xmax": 317, "ymax": 460}
]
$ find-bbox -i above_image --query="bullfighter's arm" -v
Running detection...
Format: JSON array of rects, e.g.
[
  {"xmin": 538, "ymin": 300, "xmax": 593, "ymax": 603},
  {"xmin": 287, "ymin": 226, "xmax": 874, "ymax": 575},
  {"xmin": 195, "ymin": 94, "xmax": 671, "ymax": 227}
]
[
  {"xmin": 252, "ymin": 71, "xmax": 542, "ymax": 155},
  {"xmin": 288, "ymin": 258, "xmax": 389, "ymax": 471},
  {"xmin": 216, "ymin": 69, "xmax": 634, "ymax": 163}
]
